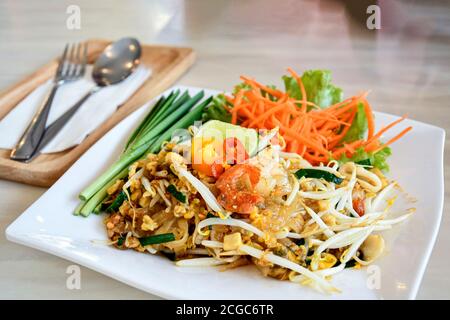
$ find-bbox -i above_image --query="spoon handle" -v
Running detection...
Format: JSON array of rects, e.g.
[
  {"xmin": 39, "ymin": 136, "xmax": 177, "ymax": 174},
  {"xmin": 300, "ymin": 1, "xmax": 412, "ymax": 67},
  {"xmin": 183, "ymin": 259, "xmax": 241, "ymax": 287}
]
[{"xmin": 29, "ymin": 86, "xmax": 99, "ymax": 160}]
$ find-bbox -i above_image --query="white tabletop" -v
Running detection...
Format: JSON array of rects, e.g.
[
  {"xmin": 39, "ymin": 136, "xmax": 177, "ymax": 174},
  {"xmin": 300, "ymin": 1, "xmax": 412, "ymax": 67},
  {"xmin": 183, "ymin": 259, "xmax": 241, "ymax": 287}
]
[{"xmin": 0, "ymin": 0, "xmax": 448, "ymax": 299}]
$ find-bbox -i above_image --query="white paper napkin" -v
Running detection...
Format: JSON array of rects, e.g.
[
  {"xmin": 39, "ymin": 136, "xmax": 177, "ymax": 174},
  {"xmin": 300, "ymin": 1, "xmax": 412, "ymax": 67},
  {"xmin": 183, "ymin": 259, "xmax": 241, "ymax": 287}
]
[{"xmin": 0, "ymin": 65, "xmax": 151, "ymax": 153}]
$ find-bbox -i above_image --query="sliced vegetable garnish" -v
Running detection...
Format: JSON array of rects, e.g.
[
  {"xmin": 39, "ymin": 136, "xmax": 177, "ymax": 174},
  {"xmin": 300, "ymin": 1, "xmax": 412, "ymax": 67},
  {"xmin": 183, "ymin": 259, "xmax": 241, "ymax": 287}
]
[
  {"xmin": 223, "ymin": 137, "xmax": 249, "ymax": 164},
  {"xmin": 139, "ymin": 233, "xmax": 176, "ymax": 246},
  {"xmin": 339, "ymin": 146, "xmax": 392, "ymax": 172},
  {"xmin": 283, "ymin": 69, "xmax": 342, "ymax": 109},
  {"xmin": 195, "ymin": 120, "xmax": 258, "ymax": 156},
  {"xmin": 294, "ymin": 168, "xmax": 343, "ymax": 184},
  {"xmin": 341, "ymin": 102, "xmax": 367, "ymax": 143},
  {"xmin": 224, "ymin": 68, "xmax": 411, "ymax": 169},
  {"xmin": 356, "ymin": 159, "xmax": 371, "ymax": 166},
  {"xmin": 202, "ymin": 94, "xmax": 232, "ymax": 123},
  {"xmin": 105, "ymin": 191, "xmax": 126, "ymax": 213},
  {"xmin": 294, "ymin": 238, "xmax": 305, "ymax": 246},
  {"xmin": 167, "ymin": 184, "xmax": 187, "ymax": 203},
  {"xmin": 352, "ymin": 198, "xmax": 365, "ymax": 217},
  {"xmin": 117, "ymin": 236, "xmax": 125, "ymax": 246},
  {"xmin": 344, "ymin": 259, "xmax": 357, "ymax": 269},
  {"xmin": 191, "ymin": 136, "xmax": 224, "ymax": 178}
]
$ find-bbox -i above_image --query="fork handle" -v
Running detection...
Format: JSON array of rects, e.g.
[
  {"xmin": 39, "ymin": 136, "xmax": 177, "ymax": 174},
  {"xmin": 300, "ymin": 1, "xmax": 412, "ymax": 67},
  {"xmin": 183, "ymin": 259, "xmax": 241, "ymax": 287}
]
[
  {"xmin": 10, "ymin": 82, "xmax": 60, "ymax": 161},
  {"xmin": 32, "ymin": 86, "xmax": 99, "ymax": 157}
]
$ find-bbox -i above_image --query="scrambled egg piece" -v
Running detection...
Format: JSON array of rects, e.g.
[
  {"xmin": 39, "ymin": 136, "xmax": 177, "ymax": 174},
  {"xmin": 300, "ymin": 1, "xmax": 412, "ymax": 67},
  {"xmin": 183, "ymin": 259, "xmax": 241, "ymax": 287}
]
[
  {"xmin": 141, "ymin": 215, "xmax": 158, "ymax": 231},
  {"xmin": 318, "ymin": 253, "xmax": 337, "ymax": 270},
  {"xmin": 223, "ymin": 232, "xmax": 242, "ymax": 251},
  {"xmin": 107, "ymin": 179, "xmax": 124, "ymax": 195}
]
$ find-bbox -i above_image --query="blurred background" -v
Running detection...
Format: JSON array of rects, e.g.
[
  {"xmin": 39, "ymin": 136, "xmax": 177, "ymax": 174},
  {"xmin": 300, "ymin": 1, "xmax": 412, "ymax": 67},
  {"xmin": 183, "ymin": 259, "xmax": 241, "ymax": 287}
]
[{"xmin": 0, "ymin": 0, "xmax": 448, "ymax": 299}]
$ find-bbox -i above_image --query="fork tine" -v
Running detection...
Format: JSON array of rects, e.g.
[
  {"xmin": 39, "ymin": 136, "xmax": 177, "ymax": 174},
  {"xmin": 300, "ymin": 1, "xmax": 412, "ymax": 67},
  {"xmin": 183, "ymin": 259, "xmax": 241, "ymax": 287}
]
[
  {"xmin": 69, "ymin": 43, "xmax": 79, "ymax": 78},
  {"xmin": 61, "ymin": 43, "xmax": 73, "ymax": 77},
  {"xmin": 55, "ymin": 42, "xmax": 85, "ymax": 81},
  {"xmin": 55, "ymin": 44, "xmax": 69, "ymax": 77},
  {"xmin": 73, "ymin": 43, "xmax": 82, "ymax": 77},
  {"xmin": 79, "ymin": 43, "xmax": 88, "ymax": 77}
]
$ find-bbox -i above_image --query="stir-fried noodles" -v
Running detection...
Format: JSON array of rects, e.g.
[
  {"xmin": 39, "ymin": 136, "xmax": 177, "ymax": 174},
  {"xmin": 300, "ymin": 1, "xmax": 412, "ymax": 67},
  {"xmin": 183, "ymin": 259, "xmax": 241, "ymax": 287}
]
[{"xmin": 102, "ymin": 127, "xmax": 413, "ymax": 294}]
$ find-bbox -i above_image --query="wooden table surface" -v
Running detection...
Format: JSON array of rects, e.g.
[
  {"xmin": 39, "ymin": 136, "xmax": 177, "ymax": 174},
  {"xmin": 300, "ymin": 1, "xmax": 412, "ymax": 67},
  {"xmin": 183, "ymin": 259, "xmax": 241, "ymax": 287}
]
[{"xmin": 0, "ymin": 0, "xmax": 448, "ymax": 299}]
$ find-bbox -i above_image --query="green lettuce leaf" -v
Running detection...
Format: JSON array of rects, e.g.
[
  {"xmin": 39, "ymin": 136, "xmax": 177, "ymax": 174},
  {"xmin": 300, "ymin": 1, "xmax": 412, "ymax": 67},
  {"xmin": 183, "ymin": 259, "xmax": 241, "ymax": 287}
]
[
  {"xmin": 233, "ymin": 82, "xmax": 251, "ymax": 94},
  {"xmin": 338, "ymin": 146, "xmax": 392, "ymax": 172},
  {"xmin": 371, "ymin": 146, "xmax": 392, "ymax": 172},
  {"xmin": 282, "ymin": 70, "xmax": 343, "ymax": 108},
  {"xmin": 233, "ymin": 82, "xmax": 278, "ymax": 101},
  {"xmin": 201, "ymin": 94, "xmax": 231, "ymax": 123},
  {"xmin": 341, "ymin": 102, "xmax": 368, "ymax": 142}
]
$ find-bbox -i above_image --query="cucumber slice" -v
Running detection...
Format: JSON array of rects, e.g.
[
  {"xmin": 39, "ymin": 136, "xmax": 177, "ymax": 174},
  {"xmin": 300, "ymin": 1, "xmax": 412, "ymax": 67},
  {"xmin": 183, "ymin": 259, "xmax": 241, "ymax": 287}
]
[{"xmin": 195, "ymin": 120, "xmax": 258, "ymax": 156}]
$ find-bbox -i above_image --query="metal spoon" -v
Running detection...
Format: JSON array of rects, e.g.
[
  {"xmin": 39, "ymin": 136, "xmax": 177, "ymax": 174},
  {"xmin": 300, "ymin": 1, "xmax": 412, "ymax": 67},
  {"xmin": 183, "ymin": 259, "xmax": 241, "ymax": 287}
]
[{"xmin": 31, "ymin": 37, "xmax": 142, "ymax": 160}]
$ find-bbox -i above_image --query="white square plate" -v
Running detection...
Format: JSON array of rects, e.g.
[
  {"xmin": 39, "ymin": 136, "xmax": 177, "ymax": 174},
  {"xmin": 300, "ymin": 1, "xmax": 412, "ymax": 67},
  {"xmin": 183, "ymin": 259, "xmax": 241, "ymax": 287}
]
[{"xmin": 6, "ymin": 86, "xmax": 445, "ymax": 299}]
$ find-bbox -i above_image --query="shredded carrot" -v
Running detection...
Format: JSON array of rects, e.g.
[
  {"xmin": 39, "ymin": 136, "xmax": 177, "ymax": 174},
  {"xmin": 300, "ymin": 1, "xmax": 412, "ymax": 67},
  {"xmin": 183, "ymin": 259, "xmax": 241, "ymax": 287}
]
[
  {"xmin": 226, "ymin": 68, "xmax": 412, "ymax": 165},
  {"xmin": 369, "ymin": 116, "xmax": 406, "ymax": 142},
  {"xmin": 363, "ymin": 99, "xmax": 375, "ymax": 139},
  {"xmin": 373, "ymin": 126, "xmax": 412, "ymax": 153}
]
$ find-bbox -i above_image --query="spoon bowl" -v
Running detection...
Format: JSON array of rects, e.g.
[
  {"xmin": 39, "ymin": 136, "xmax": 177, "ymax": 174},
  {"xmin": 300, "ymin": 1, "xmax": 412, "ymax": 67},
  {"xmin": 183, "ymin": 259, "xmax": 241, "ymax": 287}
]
[{"xmin": 93, "ymin": 37, "xmax": 142, "ymax": 86}]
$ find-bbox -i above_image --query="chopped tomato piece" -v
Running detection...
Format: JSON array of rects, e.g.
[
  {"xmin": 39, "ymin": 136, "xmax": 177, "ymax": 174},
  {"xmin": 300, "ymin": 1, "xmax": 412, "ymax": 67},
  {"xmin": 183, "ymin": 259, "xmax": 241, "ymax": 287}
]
[
  {"xmin": 352, "ymin": 198, "xmax": 365, "ymax": 216},
  {"xmin": 215, "ymin": 164, "xmax": 263, "ymax": 214},
  {"xmin": 223, "ymin": 137, "xmax": 249, "ymax": 165},
  {"xmin": 191, "ymin": 137, "xmax": 224, "ymax": 178}
]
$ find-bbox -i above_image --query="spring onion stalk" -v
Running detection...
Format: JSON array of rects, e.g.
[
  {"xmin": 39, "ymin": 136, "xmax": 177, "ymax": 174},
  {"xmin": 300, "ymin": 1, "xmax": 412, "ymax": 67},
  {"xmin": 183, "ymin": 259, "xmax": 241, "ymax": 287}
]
[
  {"xmin": 79, "ymin": 140, "xmax": 153, "ymax": 201},
  {"xmin": 79, "ymin": 167, "xmax": 129, "ymax": 216},
  {"xmin": 138, "ymin": 91, "xmax": 180, "ymax": 134},
  {"xmin": 124, "ymin": 94, "xmax": 167, "ymax": 151},
  {"xmin": 93, "ymin": 201, "xmax": 103, "ymax": 214},
  {"xmin": 128, "ymin": 92, "xmax": 182, "ymax": 151},
  {"xmin": 73, "ymin": 201, "xmax": 85, "ymax": 216},
  {"xmin": 148, "ymin": 96, "xmax": 212, "ymax": 153},
  {"xmin": 131, "ymin": 91, "xmax": 205, "ymax": 152},
  {"xmin": 146, "ymin": 91, "xmax": 190, "ymax": 130},
  {"xmin": 79, "ymin": 92, "xmax": 182, "ymax": 201}
]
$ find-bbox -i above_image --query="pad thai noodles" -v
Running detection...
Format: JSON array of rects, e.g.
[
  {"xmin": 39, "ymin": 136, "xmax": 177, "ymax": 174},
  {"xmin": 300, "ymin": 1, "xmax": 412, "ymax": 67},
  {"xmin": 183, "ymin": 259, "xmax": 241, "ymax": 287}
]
[
  {"xmin": 78, "ymin": 68, "xmax": 414, "ymax": 294},
  {"xmin": 102, "ymin": 126, "xmax": 413, "ymax": 294}
]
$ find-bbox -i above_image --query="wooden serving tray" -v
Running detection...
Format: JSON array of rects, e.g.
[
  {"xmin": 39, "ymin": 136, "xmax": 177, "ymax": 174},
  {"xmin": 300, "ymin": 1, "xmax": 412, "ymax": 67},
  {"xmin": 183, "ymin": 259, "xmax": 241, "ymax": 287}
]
[{"xmin": 0, "ymin": 39, "xmax": 195, "ymax": 187}]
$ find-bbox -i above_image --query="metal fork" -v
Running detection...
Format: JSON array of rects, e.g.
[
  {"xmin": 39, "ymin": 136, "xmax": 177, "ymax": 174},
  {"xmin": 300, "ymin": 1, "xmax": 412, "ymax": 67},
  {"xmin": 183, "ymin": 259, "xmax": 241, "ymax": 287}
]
[{"xmin": 10, "ymin": 42, "xmax": 88, "ymax": 161}]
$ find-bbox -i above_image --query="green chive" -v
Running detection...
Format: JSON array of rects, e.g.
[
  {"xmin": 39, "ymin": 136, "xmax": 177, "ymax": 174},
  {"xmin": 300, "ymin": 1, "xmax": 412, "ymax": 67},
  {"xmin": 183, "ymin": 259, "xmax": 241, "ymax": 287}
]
[
  {"xmin": 167, "ymin": 185, "xmax": 186, "ymax": 203},
  {"xmin": 117, "ymin": 237, "xmax": 125, "ymax": 246},
  {"xmin": 345, "ymin": 259, "xmax": 357, "ymax": 269},
  {"xmin": 139, "ymin": 233, "xmax": 176, "ymax": 246},
  {"xmin": 356, "ymin": 159, "xmax": 372, "ymax": 166},
  {"xmin": 105, "ymin": 191, "xmax": 127, "ymax": 213},
  {"xmin": 294, "ymin": 168, "xmax": 343, "ymax": 184}
]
